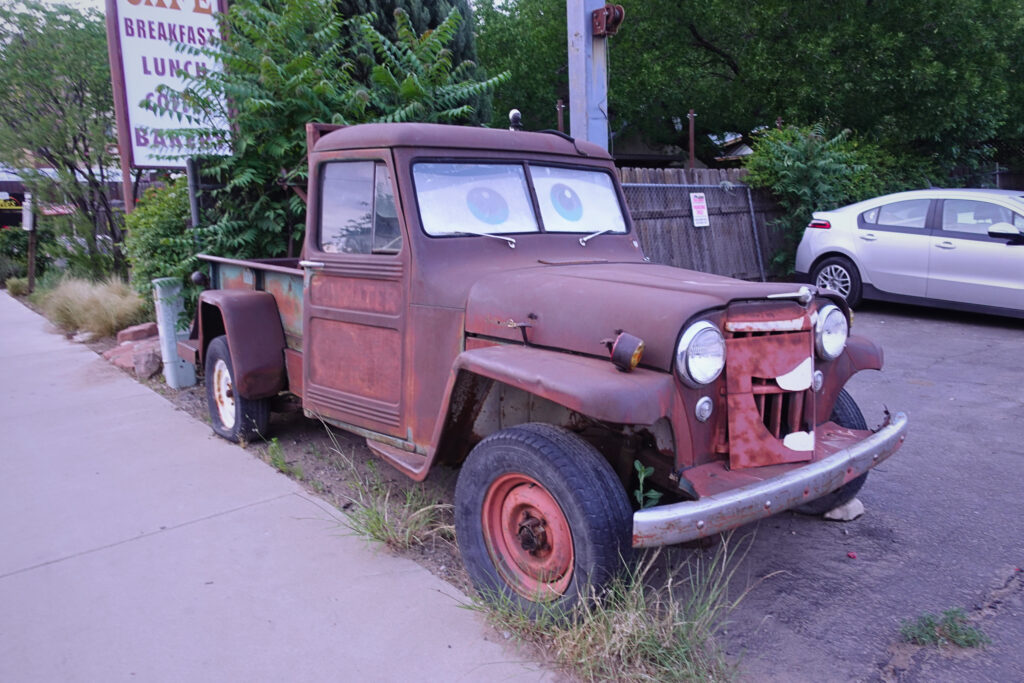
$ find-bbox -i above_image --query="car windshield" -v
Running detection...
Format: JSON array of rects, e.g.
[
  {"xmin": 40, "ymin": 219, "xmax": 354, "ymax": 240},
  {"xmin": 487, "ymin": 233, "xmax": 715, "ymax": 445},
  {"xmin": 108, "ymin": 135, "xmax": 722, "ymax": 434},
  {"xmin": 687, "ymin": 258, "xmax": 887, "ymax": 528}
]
[{"xmin": 413, "ymin": 162, "xmax": 627, "ymax": 237}]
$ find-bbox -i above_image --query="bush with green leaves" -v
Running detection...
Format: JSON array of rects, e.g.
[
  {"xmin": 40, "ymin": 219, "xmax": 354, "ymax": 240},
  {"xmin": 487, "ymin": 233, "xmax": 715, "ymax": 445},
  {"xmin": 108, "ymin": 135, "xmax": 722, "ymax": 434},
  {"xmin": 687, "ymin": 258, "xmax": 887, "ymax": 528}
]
[
  {"xmin": 745, "ymin": 124, "xmax": 941, "ymax": 272},
  {"xmin": 123, "ymin": 178, "xmax": 203, "ymax": 315},
  {"xmin": 144, "ymin": 0, "xmax": 508, "ymax": 259}
]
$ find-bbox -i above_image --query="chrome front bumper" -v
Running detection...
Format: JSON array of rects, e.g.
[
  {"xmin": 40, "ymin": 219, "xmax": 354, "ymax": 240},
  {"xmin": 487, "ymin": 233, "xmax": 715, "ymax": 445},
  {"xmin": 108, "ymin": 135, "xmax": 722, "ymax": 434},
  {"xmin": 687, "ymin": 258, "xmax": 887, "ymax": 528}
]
[{"xmin": 631, "ymin": 412, "xmax": 909, "ymax": 548}]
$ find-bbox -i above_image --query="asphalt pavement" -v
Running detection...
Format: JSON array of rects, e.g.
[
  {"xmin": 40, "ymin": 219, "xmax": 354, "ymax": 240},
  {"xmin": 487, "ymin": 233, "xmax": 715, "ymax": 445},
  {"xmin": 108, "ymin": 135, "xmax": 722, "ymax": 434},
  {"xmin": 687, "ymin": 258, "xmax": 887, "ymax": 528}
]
[{"xmin": 0, "ymin": 291, "xmax": 552, "ymax": 682}]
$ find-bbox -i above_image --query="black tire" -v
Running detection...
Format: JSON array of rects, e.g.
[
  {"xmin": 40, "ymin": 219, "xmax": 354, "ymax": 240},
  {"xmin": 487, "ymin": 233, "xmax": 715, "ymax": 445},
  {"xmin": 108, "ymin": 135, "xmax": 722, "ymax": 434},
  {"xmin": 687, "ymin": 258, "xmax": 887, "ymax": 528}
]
[
  {"xmin": 794, "ymin": 388, "xmax": 869, "ymax": 515},
  {"xmin": 812, "ymin": 256, "xmax": 863, "ymax": 307},
  {"xmin": 454, "ymin": 423, "xmax": 633, "ymax": 617},
  {"xmin": 204, "ymin": 335, "xmax": 270, "ymax": 443}
]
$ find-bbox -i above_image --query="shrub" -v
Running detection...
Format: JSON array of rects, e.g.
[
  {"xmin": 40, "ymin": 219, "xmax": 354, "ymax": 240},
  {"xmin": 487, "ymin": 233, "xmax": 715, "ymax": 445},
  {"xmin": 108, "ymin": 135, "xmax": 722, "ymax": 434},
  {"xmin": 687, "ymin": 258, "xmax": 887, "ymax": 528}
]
[
  {"xmin": 745, "ymin": 124, "xmax": 941, "ymax": 272},
  {"xmin": 124, "ymin": 178, "xmax": 203, "ymax": 316},
  {"xmin": 5, "ymin": 276, "xmax": 29, "ymax": 296},
  {"xmin": 38, "ymin": 277, "xmax": 149, "ymax": 338}
]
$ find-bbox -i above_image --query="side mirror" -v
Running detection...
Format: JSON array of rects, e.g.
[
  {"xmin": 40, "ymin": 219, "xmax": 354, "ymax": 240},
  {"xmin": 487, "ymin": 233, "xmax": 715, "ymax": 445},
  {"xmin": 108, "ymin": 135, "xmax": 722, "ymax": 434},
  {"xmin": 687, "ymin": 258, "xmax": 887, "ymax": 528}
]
[{"xmin": 987, "ymin": 221, "xmax": 1024, "ymax": 243}]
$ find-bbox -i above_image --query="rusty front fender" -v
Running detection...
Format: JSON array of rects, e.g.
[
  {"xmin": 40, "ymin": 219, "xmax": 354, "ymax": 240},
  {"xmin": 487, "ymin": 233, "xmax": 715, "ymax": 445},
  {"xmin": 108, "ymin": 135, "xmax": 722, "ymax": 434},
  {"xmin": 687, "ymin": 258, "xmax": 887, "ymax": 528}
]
[
  {"xmin": 816, "ymin": 334, "xmax": 883, "ymax": 418},
  {"xmin": 198, "ymin": 290, "xmax": 287, "ymax": 400},
  {"xmin": 451, "ymin": 345, "xmax": 677, "ymax": 424},
  {"xmin": 420, "ymin": 345, "xmax": 678, "ymax": 476}
]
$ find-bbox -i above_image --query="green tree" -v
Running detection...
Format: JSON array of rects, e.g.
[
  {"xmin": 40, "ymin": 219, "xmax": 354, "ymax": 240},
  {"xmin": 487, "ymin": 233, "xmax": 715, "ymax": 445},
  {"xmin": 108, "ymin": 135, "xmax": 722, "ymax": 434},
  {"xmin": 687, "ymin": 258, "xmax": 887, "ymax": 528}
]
[
  {"xmin": 475, "ymin": 0, "xmax": 567, "ymax": 133},
  {"xmin": 336, "ymin": 0, "xmax": 491, "ymax": 122},
  {"xmin": 149, "ymin": 0, "xmax": 507, "ymax": 258},
  {"xmin": 0, "ymin": 1, "xmax": 124, "ymax": 277},
  {"xmin": 476, "ymin": 0, "xmax": 1024, "ymax": 171}
]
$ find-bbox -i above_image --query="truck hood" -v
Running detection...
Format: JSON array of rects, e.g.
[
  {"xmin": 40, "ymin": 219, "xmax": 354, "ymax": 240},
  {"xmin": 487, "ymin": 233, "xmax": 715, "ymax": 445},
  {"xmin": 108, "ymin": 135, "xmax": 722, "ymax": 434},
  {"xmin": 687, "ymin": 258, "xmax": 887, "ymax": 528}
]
[{"xmin": 465, "ymin": 262, "xmax": 808, "ymax": 371}]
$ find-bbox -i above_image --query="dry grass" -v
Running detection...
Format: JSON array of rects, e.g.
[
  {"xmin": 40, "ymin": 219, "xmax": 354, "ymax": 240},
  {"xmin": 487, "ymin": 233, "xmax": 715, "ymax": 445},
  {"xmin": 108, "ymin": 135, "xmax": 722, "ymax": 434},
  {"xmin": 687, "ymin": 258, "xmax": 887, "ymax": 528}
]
[
  {"xmin": 473, "ymin": 537, "xmax": 759, "ymax": 682},
  {"xmin": 36, "ymin": 277, "xmax": 148, "ymax": 338},
  {"xmin": 310, "ymin": 418, "xmax": 455, "ymax": 551},
  {"xmin": 4, "ymin": 277, "xmax": 29, "ymax": 296}
]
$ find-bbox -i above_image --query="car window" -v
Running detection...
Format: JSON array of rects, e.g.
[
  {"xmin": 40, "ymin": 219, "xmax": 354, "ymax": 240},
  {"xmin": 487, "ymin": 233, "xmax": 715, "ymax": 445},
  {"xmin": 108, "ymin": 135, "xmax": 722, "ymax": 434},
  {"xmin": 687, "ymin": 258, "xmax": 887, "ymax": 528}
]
[
  {"xmin": 875, "ymin": 199, "xmax": 930, "ymax": 229},
  {"xmin": 941, "ymin": 199, "xmax": 1015, "ymax": 236},
  {"xmin": 320, "ymin": 161, "xmax": 402, "ymax": 254},
  {"xmin": 861, "ymin": 207, "xmax": 880, "ymax": 224}
]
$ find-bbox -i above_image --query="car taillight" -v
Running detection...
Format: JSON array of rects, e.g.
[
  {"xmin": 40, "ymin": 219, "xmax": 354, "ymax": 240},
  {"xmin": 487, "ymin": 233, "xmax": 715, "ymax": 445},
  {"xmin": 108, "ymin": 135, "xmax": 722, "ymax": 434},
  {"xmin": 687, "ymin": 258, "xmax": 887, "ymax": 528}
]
[{"xmin": 807, "ymin": 219, "xmax": 831, "ymax": 229}]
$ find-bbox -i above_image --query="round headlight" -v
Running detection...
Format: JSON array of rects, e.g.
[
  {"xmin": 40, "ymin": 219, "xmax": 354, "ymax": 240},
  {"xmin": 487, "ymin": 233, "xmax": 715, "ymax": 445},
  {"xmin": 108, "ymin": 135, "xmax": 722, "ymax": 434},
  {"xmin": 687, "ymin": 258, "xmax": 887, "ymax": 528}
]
[
  {"xmin": 815, "ymin": 304, "xmax": 848, "ymax": 360},
  {"xmin": 676, "ymin": 321, "xmax": 726, "ymax": 387}
]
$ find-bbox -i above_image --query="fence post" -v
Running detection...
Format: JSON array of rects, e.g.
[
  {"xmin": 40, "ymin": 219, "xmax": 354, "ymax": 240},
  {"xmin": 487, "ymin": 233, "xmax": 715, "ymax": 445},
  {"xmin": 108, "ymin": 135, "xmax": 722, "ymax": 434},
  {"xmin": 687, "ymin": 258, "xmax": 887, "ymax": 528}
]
[{"xmin": 746, "ymin": 186, "xmax": 766, "ymax": 281}]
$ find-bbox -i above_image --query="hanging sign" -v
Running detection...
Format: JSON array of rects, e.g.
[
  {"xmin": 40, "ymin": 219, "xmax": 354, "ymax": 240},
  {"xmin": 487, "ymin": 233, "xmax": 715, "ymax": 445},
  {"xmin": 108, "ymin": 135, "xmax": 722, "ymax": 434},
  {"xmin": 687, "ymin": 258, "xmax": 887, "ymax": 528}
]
[{"xmin": 689, "ymin": 192, "xmax": 710, "ymax": 227}]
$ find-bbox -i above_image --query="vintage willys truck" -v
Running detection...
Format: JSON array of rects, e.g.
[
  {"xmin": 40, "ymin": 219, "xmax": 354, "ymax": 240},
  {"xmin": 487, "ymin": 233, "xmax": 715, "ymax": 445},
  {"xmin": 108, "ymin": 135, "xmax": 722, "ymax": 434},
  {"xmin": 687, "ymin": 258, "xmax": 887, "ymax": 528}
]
[{"xmin": 180, "ymin": 122, "xmax": 908, "ymax": 611}]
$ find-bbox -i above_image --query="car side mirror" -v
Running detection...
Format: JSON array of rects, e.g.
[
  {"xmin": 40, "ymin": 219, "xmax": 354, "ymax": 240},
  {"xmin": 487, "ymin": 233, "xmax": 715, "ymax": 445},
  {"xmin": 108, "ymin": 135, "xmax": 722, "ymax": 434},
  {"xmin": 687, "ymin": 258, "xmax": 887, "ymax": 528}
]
[{"xmin": 987, "ymin": 221, "xmax": 1024, "ymax": 243}]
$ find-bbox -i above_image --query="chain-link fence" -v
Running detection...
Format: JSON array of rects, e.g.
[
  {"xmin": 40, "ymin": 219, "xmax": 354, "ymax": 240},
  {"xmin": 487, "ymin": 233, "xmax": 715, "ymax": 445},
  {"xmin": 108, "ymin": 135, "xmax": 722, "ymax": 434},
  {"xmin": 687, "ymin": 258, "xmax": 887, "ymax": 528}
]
[{"xmin": 620, "ymin": 168, "xmax": 785, "ymax": 281}]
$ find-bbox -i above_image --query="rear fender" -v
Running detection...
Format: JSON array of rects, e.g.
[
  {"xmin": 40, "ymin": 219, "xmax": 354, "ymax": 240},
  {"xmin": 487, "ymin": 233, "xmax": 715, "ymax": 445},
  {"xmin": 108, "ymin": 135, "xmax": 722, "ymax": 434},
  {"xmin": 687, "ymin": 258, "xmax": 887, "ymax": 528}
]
[{"xmin": 198, "ymin": 290, "xmax": 287, "ymax": 399}]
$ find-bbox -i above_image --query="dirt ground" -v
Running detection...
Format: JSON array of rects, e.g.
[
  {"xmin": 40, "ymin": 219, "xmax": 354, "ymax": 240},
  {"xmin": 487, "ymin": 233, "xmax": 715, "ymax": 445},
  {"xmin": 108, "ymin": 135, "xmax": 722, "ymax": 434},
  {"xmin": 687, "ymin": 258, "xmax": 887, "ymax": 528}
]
[{"xmin": 137, "ymin": 365, "xmax": 476, "ymax": 597}]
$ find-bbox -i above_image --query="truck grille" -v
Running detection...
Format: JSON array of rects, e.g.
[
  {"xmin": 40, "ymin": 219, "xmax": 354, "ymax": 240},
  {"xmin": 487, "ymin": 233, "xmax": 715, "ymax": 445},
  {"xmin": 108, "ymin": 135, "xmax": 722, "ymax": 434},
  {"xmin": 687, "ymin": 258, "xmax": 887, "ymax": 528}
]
[{"xmin": 751, "ymin": 377, "xmax": 811, "ymax": 439}]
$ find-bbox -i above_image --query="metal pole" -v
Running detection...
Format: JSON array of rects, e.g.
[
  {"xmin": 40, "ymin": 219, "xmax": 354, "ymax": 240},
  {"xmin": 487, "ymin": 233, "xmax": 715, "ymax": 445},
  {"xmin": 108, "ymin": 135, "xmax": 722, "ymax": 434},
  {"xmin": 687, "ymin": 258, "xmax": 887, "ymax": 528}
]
[
  {"xmin": 688, "ymin": 109, "xmax": 696, "ymax": 170},
  {"xmin": 556, "ymin": 99, "xmax": 565, "ymax": 133},
  {"xmin": 567, "ymin": 0, "xmax": 609, "ymax": 150}
]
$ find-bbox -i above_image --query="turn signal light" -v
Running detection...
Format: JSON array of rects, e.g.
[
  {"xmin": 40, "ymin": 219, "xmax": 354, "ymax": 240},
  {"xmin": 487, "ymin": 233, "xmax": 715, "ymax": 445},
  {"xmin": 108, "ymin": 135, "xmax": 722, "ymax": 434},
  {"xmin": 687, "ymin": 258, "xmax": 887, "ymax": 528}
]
[{"xmin": 610, "ymin": 332, "xmax": 644, "ymax": 372}]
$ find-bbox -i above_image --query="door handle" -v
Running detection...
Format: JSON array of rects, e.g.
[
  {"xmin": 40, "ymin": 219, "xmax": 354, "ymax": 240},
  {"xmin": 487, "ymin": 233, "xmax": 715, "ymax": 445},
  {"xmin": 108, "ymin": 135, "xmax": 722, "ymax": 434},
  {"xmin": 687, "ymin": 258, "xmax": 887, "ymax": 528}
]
[
  {"xmin": 299, "ymin": 260, "xmax": 325, "ymax": 269},
  {"xmin": 935, "ymin": 241, "xmax": 955, "ymax": 250},
  {"xmin": 859, "ymin": 233, "xmax": 877, "ymax": 242}
]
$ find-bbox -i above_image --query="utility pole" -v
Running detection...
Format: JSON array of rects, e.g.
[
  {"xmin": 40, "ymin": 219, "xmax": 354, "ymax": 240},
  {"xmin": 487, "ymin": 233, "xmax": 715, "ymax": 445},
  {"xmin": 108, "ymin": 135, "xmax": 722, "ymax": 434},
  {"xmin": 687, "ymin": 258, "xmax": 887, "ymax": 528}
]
[{"xmin": 567, "ymin": 2, "xmax": 624, "ymax": 151}]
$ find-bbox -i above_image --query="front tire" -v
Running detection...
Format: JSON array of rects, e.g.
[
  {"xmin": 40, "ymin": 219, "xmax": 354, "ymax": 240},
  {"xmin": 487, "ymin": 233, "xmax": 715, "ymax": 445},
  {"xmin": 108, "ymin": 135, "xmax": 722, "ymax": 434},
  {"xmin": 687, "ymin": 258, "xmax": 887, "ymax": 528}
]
[
  {"xmin": 205, "ymin": 335, "xmax": 270, "ymax": 443},
  {"xmin": 455, "ymin": 423, "xmax": 632, "ymax": 616},
  {"xmin": 813, "ymin": 256, "xmax": 863, "ymax": 307},
  {"xmin": 794, "ymin": 388, "xmax": 869, "ymax": 515}
]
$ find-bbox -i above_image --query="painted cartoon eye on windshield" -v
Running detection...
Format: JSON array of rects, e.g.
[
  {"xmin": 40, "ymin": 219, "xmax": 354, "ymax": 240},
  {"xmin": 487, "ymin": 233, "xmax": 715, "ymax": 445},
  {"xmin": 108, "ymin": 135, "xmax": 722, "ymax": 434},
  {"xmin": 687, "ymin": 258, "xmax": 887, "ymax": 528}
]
[
  {"xmin": 466, "ymin": 187, "xmax": 510, "ymax": 225},
  {"xmin": 550, "ymin": 183, "xmax": 583, "ymax": 221}
]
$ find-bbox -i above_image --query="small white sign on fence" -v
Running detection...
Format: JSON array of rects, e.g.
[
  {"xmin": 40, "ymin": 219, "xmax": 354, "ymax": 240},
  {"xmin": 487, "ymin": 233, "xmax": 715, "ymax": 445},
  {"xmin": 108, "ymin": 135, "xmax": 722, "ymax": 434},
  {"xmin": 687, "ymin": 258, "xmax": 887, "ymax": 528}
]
[{"xmin": 689, "ymin": 192, "xmax": 710, "ymax": 227}]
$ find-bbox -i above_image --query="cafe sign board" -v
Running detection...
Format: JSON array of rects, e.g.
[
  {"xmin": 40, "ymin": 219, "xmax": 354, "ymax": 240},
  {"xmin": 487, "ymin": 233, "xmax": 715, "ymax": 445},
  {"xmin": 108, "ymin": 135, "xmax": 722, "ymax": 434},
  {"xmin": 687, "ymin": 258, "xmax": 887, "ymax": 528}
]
[{"xmin": 105, "ymin": 0, "xmax": 230, "ymax": 169}]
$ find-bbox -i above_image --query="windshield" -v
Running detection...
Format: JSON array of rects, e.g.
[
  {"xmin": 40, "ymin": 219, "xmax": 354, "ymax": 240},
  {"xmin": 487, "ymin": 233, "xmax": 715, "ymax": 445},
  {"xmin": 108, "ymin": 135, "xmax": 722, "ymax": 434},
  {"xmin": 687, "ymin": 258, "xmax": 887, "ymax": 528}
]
[{"xmin": 412, "ymin": 161, "xmax": 627, "ymax": 237}]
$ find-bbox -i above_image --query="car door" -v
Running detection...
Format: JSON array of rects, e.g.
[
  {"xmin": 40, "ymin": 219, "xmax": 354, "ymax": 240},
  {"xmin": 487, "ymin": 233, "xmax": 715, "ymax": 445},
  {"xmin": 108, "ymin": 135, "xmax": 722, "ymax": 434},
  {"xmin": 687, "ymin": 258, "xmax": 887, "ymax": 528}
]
[
  {"xmin": 855, "ymin": 198, "xmax": 932, "ymax": 296},
  {"xmin": 926, "ymin": 199, "xmax": 1024, "ymax": 311},
  {"xmin": 302, "ymin": 154, "xmax": 408, "ymax": 438}
]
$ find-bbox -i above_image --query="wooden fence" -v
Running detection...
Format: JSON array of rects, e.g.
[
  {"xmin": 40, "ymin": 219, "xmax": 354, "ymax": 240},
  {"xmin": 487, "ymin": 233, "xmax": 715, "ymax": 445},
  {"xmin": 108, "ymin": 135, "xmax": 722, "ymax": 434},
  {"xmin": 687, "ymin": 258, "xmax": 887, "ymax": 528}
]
[{"xmin": 618, "ymin": 167, "xmax": 786, "ymax": 281}]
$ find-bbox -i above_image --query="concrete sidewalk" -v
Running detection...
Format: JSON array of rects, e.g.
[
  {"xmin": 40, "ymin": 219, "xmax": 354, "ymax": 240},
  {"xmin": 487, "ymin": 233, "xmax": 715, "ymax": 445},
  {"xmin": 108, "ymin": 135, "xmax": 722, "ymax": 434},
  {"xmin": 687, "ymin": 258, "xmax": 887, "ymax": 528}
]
[{"xmin": 0, "ymin": 292, "xmax": 550, "ymax": 682}]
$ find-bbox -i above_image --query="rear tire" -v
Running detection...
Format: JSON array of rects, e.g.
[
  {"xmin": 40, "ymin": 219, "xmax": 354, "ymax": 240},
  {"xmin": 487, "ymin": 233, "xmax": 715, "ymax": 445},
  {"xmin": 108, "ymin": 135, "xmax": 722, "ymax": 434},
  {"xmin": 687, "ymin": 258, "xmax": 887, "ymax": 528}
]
[
  {"xmin": 812, "ymin": 256, "xmax": 863, "ymax": 307},
  {"xmin": 205, "ymin": 335, "xmax": 270, "ymax": 443},
  {"xmin": 455, "ymin": 423, "xmax": 632, "ymax": 617},
  {"xmin": 794, "ymin": 388, "xmax": 869, "ymax": 515}
]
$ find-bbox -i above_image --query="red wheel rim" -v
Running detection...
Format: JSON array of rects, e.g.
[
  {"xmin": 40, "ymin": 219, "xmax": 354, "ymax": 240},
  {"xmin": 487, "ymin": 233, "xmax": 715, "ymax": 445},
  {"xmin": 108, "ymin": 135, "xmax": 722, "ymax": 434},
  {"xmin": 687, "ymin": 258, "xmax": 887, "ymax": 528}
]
[{"xmin": 481, "ymin": 473, "xmax": 574, "ymax": 600}]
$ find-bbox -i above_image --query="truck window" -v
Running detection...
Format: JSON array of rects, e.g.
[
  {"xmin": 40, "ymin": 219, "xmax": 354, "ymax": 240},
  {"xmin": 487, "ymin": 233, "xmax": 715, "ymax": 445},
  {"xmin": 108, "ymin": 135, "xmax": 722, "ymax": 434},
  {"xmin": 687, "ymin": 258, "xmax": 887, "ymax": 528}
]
[
  {"xmin": 320, "ymin": 161, "xmax": 402, "ymax": 254},
  {"xmin": 413, "ymin": 162, "xmax": 538, "ymax": 236},
  {"xmin": 530, "ymin": 165, "xmax": 627, "ymax": 234}
]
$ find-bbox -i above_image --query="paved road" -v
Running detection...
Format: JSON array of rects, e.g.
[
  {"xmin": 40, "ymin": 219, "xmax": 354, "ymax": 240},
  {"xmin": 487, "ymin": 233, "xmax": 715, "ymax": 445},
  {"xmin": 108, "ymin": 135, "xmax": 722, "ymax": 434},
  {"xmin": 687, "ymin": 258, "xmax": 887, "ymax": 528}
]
[
  {"xmin": 723, "ymin": 302, "xmax": 1023, "ymax": 681},
  {"xmin": 0, "ymin": 292, "xmax": 551, "ymax": 682}
]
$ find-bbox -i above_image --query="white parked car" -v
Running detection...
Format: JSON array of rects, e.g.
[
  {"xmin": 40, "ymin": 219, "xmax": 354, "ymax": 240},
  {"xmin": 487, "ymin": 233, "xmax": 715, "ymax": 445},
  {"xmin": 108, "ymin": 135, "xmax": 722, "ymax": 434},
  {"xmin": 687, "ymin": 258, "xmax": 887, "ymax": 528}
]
[{"xmin": 794, "ymin": 188, "xmax": 1024, "ymax": 317}]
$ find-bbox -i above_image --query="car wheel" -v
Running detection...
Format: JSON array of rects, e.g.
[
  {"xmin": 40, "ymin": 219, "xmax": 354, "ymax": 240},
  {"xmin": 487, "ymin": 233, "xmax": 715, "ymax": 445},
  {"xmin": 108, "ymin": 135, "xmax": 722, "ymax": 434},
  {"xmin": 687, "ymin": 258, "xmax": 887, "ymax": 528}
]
[
  {"xmin": 455, "ymin": 423, "xmax": 633, "ymax": 617},
  {"xmin": 813, "ymin": 256, "xmax": 863, "ymax": 307},
  {"xmin": 205, "ymin": 335, "xmax": 270, "ymax": 443},
  {"xmin": 794, "ymin": 388, "xmax": 869, "ymax": 515}
]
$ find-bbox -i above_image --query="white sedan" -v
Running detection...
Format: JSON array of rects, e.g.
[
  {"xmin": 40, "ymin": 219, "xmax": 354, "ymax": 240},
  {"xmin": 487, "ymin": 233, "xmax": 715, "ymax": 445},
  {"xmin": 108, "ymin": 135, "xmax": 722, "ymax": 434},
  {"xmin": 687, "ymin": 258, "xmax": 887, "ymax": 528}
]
[{"xmin": 794, "ymin": 188, "xmax": 1024, "ymax": 317}]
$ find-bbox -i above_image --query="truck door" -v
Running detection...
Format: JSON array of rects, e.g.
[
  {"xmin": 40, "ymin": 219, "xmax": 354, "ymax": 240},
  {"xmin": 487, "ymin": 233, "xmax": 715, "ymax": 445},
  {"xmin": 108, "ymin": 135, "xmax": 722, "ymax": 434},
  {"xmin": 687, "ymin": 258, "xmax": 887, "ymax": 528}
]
[{"xmin": 301, "ymin": 154, "xmax": 407, "ymax": 438}]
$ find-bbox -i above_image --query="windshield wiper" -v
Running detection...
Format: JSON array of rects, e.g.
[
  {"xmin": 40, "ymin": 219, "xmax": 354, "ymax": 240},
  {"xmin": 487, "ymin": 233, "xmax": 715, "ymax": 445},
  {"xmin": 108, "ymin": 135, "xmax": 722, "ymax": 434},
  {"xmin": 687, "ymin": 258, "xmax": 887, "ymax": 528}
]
[
  {"xmin": 453, "ymin": 229, "xmax": 517, "ymax": 249},
  {"xmin": 579, "ymin": 228, "xmax": 612, "ymax": 246}
]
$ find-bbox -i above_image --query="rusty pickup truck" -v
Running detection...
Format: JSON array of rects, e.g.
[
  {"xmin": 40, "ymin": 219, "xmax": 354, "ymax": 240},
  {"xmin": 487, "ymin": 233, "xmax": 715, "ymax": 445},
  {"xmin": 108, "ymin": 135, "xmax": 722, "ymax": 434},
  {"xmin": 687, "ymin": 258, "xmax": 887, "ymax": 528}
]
[{"xmin": 180, "ymin": 122, "xmax": 908, "ymax": 613}]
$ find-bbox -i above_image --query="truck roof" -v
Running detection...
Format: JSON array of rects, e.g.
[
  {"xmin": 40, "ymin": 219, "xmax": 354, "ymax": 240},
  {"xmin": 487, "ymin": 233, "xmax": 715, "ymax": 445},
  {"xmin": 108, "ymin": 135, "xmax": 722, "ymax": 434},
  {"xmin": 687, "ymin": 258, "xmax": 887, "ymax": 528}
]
[{"xmin": 313, "ymin": 122, "xmax": 612, "ymax": 159}]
